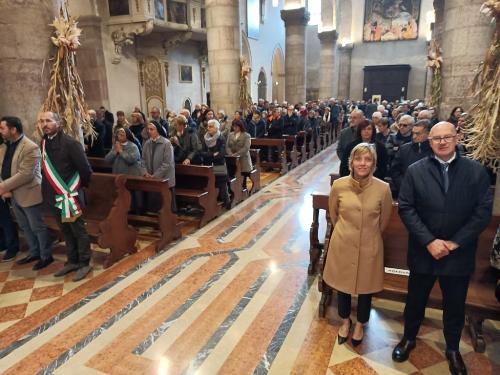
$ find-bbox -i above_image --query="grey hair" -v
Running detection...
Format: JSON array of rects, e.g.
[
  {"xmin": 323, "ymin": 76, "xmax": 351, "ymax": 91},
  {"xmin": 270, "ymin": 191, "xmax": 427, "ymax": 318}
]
[
  {"xmin": 351, "ymin": 109, "xmax": 364, "ymax": 117},
  {"xmin": 207, "ymin": 119, "xmax": 220, "ymax": 130},
  {"xmin": 399, "ymin": 114, "xmax": 415, "ymax": 125}
]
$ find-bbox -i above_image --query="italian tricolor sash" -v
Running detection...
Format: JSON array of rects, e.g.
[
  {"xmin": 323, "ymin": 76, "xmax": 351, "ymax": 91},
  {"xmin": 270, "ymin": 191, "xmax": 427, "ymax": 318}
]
[{"xmin": 41, "ymin": 139, "xmax": 82, "ymax": 222}]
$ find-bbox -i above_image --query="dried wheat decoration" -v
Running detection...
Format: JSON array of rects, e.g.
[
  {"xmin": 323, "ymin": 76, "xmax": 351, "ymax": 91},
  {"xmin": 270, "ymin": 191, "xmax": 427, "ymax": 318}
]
[{"xmin": 239, "ymin": 57, "xmax": 253, "ymax": 113}]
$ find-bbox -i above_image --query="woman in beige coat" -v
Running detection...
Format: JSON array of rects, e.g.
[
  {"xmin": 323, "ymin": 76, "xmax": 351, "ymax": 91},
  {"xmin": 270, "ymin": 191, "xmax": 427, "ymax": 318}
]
[{"xmin": 323, "ymin": 143, "xmax": 393, "ymax": 346}]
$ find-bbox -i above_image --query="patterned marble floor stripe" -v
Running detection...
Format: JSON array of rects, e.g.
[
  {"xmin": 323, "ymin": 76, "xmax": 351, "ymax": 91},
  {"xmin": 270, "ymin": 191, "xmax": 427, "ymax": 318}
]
[{"xmin": 216, "ymin": 267, "xmax": 307, "ymax": 375}]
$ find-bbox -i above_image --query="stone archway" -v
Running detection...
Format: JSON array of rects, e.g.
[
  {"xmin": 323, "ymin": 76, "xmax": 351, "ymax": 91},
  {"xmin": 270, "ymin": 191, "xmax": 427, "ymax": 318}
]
[
  {"xmin": 271, "ymin": 46, "xmax": 285, "ymax": 103},
  {"xmin": 257, "ymin": 69, "xmax": 267, "ymax": 101}
]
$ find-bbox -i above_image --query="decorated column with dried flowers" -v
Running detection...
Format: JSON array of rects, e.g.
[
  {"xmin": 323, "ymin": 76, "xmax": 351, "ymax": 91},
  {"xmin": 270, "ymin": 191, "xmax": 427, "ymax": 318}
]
[
  {"xmin": 40, "ymin": 4, "xmax": 94, "ymax": 142},
  {"xmin": 239, "ymin": 57, "xmax": 253, "ymax": 114},
  {"xmin": 462, "ymin": 0, "xmax": 500, "ymax": 213},
  {"xmin": 426, "ymin": 40, "xmax": 443, "ymax": 109}
]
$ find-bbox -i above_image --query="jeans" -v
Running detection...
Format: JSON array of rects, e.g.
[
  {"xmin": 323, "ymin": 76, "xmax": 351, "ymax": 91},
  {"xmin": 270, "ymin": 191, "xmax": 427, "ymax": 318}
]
[
  {"xmin": 11, "ymin": 198, "xmax": 51, "ymax": 260},
  {"xmin": 403, "ymin": 273, "xmax": 470, "ymax": 351},
  {"xmin": 0, "ymin": 198, "xmax": 19, "ymax": 256}
]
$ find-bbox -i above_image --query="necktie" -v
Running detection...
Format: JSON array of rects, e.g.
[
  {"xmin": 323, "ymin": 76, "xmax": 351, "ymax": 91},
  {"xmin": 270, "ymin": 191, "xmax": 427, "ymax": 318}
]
[{"xmin": 441, "ymin": 162, "xmax": 449, "ymax": 193}]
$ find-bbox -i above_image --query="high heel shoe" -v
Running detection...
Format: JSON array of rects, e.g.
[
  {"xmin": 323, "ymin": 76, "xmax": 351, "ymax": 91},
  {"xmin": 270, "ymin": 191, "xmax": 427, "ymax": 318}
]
[
  {"xmin": 337, "ymin": 318, "xmax": 352, "ymax": 345},
  {"xmin": 351, "ymin": 324, "xmax": 364, "ymax": 347}
]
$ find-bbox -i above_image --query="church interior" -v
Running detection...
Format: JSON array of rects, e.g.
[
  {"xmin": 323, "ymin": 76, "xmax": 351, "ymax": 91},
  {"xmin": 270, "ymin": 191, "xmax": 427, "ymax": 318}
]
[{"xmin": 0, "ymin": 0, "xmax": 499, "ymax": 374}]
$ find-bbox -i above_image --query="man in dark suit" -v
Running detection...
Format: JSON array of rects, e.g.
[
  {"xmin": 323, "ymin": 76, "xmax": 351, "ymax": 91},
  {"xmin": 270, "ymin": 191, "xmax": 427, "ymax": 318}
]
[{"xmin": 393, "ymin": 122, "xmax": 493, "ymax": 375}]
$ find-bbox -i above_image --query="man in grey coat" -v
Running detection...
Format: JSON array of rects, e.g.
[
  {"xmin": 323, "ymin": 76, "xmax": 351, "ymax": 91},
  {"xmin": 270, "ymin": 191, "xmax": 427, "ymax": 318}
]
[{"xmin": 141, "ymin": 121, "xmax": 176, "ymax": 211}]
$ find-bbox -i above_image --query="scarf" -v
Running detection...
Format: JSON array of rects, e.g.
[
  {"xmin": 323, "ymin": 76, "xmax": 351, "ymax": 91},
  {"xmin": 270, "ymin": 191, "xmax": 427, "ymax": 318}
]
[{"xmin": 204, "ymin": 130, "xmax": 220, "ymax": 148}]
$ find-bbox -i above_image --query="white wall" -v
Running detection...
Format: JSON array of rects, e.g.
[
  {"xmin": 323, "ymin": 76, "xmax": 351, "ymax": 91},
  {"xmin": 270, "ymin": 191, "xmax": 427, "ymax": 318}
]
[
  {"xmin": 348, "ymin": 0, "xmax": 433, "ymax": 100},
  {"xmin": 246, "ymin": 0, "xmax": 286, "ymax": 102},
  {"xmin": 166, "ymin": 42, "xmax": 208, "ymax": 111}
]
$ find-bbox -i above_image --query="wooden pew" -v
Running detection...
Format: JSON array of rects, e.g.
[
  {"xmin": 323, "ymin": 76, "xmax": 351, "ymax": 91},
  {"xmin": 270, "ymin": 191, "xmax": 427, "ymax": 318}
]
[
  {"xmin": 308, "ymin": 192, "xmax": 500, "ymax": 353},
  {"xmin": 87, "ymin": 157, "xmax": 181, "ymax": 250},
  {"xmin": 283, "ymin": 134, "xmax": 299, "ymax": 169},
  {"xmin": 225, "ymin": 155, "xmax": 246, "ymax": 207},
  {"xmin": 251, "ymin": 138, "xmax": 289, "ymax": 175},
  {"xmin": 125, "ymin": 176, "xmax": 181, "ymax": 251},
  {"xmin": 295, "ymin": 131, "xmax": 308, "ymax": 164},
  {"xmin": 44, "ymin": 173, "xmax": 138, "ymax": 268},
  {"xmin": 249, "ymin": 149, "xmax": 262, "ymax": 194},
  {"xmin": 175, "ymin": 164, "xmax": 221, "ymax": 228}
]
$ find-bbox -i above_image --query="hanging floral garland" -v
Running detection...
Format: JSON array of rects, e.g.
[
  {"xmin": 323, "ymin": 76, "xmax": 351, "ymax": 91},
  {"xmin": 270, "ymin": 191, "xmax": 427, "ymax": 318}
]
[
  {"xmin": 239, "ymin": 57, "xmax": 253, "ymax": 113},
  {"xmin": 40, "ymin": 3, "xmax": 95, "ymax": 142},
  {"xmin": 426, "ymin": 39, "xmax": 443, "ymax": 108},
  {"xmin": 462, "ymin": 0, "xmax": 500, "ymax": 172}
]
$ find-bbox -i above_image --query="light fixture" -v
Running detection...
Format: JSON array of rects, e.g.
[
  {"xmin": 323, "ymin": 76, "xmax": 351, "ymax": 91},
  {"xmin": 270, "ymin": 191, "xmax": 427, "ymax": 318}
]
[
  {"xmin": 340, "ymin": 37, "xmax": 353, "ymax": 47},
  {"xmin": 275, "ymin": 81, "xmax": 279, "ymax": 85}
]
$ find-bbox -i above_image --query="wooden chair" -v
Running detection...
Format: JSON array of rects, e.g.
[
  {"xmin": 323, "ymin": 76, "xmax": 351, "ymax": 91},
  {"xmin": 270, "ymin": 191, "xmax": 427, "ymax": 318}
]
[{"xmin": 251, "ymin": 138, "xmax": 289, "ymax": 175}]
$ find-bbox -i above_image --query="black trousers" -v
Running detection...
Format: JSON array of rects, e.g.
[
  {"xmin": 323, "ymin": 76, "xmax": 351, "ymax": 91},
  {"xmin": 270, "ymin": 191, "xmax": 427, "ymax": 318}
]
[
  {"xmin": 404, "ymin": 273, "xmax": 470, "ymax": 351},
  {"xmin": 53, "ymin": 211, "xmax": 91, "ymax": 267},
  {"xmin": 0, "ymin": 198, "xmax": 19, "ymax": 256},
  {"xmin": 338, "ymin": 291, "xmax": 373, "ymax": 323}
]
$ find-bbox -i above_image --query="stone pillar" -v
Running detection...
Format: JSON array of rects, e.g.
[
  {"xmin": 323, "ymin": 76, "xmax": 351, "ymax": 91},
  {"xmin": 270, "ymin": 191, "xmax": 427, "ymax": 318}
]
[
  {"xmin": 77, "ymin": 15, "xmax": 110, "ymax": 110},
  {"xmin": 0, "ymin": 0, "xmax": 61, "ymax": 134},
  {"xmin": 337, "ymin": 44, "xmax": 353, "ymax": 100},
  {"xmin": 318, "ymin": 30, "xmax": 338, "ymax": 99},
  {"xmin": 281, "ymin": 7, "xmax": 309, "ymax": 104},
  {"xmin": 439, "ymin": 0, "xmax": 493, "ymax": 119},
  {"xmin": 205, "ymin": 0, "xmax": 241, "ymax": 113}
]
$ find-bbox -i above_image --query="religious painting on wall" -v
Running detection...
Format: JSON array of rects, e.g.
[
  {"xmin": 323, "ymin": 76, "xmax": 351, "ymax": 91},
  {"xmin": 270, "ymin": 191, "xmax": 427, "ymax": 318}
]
[
  {"xmin": 155, "ymin": 0, "xmax": 165, "ymax": 20},
  {"xmin": 247, "ymin": 0, "xmax": 260, "ymax": 39},
  {"xmin": 179, "ymin": 65, "xmax": 193, "ymax": 83},
  {"xmin": 363, "ymin": 0, "xmax": 421, "ymax": 42}
]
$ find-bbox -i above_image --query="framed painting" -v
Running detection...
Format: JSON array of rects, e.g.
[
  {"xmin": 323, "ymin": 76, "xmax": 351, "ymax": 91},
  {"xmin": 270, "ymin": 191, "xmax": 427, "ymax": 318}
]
[
  {"xmin": 179, "ymin": 65, "xmax": 193, "ymax": 83},
  {"xmin": 363, "ymin": 0, "xmax": 421, "ymax": 42}
]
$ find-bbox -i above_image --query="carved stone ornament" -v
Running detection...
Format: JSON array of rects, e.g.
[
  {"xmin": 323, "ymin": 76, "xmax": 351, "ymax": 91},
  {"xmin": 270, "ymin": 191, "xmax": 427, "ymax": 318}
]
[
  {"xmin": 110, "ymin": 19, "xmax": 154, "ymax": 64},
  {"xmin": 162, "ymin": 31, "xmax": 193, "ymax": 56}
]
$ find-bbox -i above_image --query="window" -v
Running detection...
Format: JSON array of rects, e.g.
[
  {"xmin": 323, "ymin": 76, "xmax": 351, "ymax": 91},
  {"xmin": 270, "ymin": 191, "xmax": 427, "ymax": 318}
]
[
  {"xmin": 109, "ymin": 0, "xmax": 130, "ymax": 16},
  {"xmin": 308, "ymin": 0, "xmax": 321, "ymax": 26},
  {"xmin": 168, "ymin": 1, "xmax": 188, "ymax": 24}
]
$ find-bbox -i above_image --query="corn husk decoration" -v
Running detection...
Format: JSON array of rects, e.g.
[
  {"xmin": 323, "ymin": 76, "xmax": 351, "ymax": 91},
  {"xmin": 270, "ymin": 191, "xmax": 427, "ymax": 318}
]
[
  {"xmin": 462, "ymin": 0, "xmax": 500, "ymax": 172},
  {"xmin": 426, "ymin": 40, "xmax": 443, "ymax": 108},
  {"xmin": 41, "ymin": 4, "xmax": 95, "ymax": 142},
  {"xmin": 239, "ymin": 57, "xmax": 252, "ymax": 113}
]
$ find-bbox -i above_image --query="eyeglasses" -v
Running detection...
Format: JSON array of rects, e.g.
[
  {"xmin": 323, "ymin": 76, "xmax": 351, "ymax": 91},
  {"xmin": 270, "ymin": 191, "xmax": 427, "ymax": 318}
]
[
  {"xmin": 428, "ymin": 135, "xmax": 456, "ymax": 144},
  {"xmin": 399, "ymin": 123, "xmax": 411, "ymax": 128}
]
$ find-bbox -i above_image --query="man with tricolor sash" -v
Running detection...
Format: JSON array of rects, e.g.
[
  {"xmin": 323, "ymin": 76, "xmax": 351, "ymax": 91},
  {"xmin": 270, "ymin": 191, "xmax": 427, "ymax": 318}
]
[{"xmin": 38, "ymin": 111, "xmax": 93, "ymax": 282}]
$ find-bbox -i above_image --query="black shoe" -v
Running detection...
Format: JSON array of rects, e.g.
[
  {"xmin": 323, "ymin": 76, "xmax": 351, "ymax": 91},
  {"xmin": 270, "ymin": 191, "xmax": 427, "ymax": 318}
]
[
  {"xmin": 1, "ymin": 252, "xmax": 18, "ymax": 262},
  {"xmin": 446, "ymin": 350, "xmax": 467, "ymax": 375},
  {"xmin": 16, "ymin": 255, "xmax": 41, "ymax": 265},
  {"xmin": 351, "ymin": 325, "xmax": 364, "ymax": 347},
  {"xmin": 32, "ymin": 256, "xmax": 54, "ymax": 270},
  {"xmin": 392, "ymin": 337, "xmax": 416, "ymax": 362},
  {"xmin": 337, "ymin": 318, "xmax": 352, "ymax": 345}
]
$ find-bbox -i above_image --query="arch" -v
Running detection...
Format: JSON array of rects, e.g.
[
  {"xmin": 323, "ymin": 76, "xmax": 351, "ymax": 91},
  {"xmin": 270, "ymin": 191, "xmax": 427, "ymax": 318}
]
[
  {"xmin": 183, "ymin": 97, "xmax": 192, "ymax": 112},
  {"xmin": 271, "ymin": 45, "xmax": 285, "ymax": 103},
  {"xmin": 257, "ymin": 69, "xmax": 267, "ymax": 101},
  {"xmin": 241, "ymin": 32, "xmax": 252, "ymax": 93}
]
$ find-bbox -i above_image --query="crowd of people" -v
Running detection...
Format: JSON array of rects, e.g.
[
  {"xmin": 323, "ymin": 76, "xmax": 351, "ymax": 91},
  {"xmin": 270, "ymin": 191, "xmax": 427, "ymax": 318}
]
[{"xmin": 0, "ymin": 96, "xmax": 497, "ymax": 375}]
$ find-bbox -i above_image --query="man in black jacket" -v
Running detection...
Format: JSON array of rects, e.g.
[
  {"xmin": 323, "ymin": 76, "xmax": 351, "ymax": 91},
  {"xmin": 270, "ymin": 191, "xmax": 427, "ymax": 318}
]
[
  {"xmin": 390, "ymin": 120, "xmax": 432, "ymax": 196},
  {"xmin": 392, "ymin": 122, "xmax": 492, "ymax": 375},
  {"xmin": 39, "ymin": 111, "xmax": 94, "ymax": 282}
]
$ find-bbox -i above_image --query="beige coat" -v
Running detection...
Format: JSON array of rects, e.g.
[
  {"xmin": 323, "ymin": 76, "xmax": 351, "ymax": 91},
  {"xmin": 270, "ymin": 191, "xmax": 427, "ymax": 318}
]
[
  {"xmin": 0, "ymin": 135, "xmax": 43, "ymax": 207},
  {"xmin": 323, "ymin": 175, "xmax": 393, "ymax": 295}
]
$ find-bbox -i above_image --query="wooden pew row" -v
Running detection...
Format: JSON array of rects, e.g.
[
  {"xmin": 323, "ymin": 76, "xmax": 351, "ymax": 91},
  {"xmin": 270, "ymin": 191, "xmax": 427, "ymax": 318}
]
[
  {"xmin": 249, "ymin": 149, "xmax": 262, "ymax": 194},
  {"xmin": 44, "ymin": 173, "xmax": 138, "ymax": 268},
  {"xmin": 308, "ymin": 192, "xmax": 500, "ymax": 353},
  {"xmin": 295, "ymin": 131, "xmax": 308, "ymax": 164},
  {"xmin": 225, "ymin": 155, "xmax": 246, "ymax": 207},
  {"xmin": 250, "ymin": 138, "xmax": 289, "ymax": 175}
]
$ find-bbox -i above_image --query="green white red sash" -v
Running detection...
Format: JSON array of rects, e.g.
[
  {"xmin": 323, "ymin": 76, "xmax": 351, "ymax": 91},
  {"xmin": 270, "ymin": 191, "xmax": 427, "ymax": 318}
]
[{"xmin": 41, "ymin": 139, "xmax": 82, "ymax": 222}]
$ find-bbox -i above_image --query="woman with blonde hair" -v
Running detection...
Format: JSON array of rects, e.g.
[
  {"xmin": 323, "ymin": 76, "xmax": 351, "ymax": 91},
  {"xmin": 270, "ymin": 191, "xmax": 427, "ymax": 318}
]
[{"xmin": 324, "ymin": 143, "xmax": 393, "ymax": 346}]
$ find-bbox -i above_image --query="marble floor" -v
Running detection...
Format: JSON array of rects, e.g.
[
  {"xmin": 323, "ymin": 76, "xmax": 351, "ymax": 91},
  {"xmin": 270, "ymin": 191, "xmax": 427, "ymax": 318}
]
[{"xmin": 0, "ymin": 145, "xmax": 498, "ymax": 375}]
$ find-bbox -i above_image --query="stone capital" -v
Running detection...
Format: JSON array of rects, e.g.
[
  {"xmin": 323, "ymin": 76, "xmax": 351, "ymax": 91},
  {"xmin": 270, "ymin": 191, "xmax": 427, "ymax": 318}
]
[
  {"xmin": 318, "ymin": 30, "xmax": 338, "ymax": 43},
  {"xmin": 280, "ymin": 7, "xmax": 310, "ymax": 27}
]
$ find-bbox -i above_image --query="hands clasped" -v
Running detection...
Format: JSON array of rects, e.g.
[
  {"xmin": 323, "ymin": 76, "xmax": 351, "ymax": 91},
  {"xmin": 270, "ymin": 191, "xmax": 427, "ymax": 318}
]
[{"xmin": 427, "ymin": 239, "xmax": 459, "ymax": 260}]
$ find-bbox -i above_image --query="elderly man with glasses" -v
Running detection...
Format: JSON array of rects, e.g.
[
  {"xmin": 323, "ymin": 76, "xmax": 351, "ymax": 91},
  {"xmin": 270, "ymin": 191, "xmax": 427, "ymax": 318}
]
[
  {"xmin": 392, "ymin": 122, "xmax": 492, "ymax": 375},
  {"xmin": 385, "ymin": 114, "xmax": 414, "ymax": 167}
]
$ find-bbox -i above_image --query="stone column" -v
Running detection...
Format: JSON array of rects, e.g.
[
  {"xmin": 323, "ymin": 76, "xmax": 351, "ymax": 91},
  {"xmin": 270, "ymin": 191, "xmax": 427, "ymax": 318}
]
[
  {"xmin": 205, "ymin": 0, "xmax": 241, "ymax": 113},
  {"xmin": 0, "ymin": 0, "xmax": 61, "ymax": 134},
  {"xmin": 439, "ymin": 0, "xmax": 493, "ymax": 119},
  {"xmin": 337, "ymin": 44, "xmax": 353, "ymax": 100},
  {"xmin": 281, "ymin": 7, "xmax": 309, "ymax": 104},
  {"xmin": 77, "ymin": 15, "xmax": 110, "ymax": 110},
  {"xmin": 318, "ymin": 30, "xmax": 338, "ymax": 99}
]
